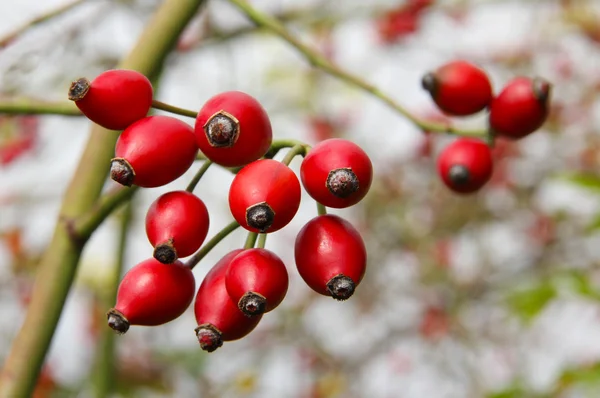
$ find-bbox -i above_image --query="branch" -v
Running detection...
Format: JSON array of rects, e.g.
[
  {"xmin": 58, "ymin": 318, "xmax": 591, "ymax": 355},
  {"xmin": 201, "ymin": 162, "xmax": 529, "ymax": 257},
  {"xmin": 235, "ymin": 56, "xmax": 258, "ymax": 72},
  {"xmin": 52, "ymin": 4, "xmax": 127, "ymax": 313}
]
[
  {"xmin": 0, "ymin": 97, "xmax": 81, "ymax": 116},
  {"xmin": 0, "ymin": 0, "xmax": 87, "ymax": 48},
  {"xmin": 0, "ymin": 0, "xmax": 208, "ymax": 396},
  {"xmin": 227, "ymin": 0, "xmax": 486, "ymax": 138}
]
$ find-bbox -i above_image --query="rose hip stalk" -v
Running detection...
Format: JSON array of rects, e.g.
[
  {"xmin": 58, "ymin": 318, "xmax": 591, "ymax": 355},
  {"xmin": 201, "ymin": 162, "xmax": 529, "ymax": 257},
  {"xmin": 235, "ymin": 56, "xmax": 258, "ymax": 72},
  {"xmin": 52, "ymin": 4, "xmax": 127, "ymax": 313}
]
[
  {"xmin": 107, "ymin": 258, "xmax": 195, "ymax": 334},
  {"xmin": 300, "ymin": 138, "xmax": 373, "ymax": 209},
  {"xmin": 145, "ymin": 191, "xmax": 210, "ymax": 264},
  {"xmin": 437, "ymin": 138, "xmax": 493, "ymax": 194},
  {"xmin": 225, "ymin": 248, "xmax": 289, "ymax": 317},
  {"xmin": 194, "ymin": 250, "xmax": 262, "ymax": 352},
  {"xmin": 195, "ymin": 91, "xmax": 272, "ymax": 167},
  {"xmin": 68, "ymin": 69, "xmax": 153, "ymax": 130},
  {"xmin": 295, "ymin": 214, "xmax": 367, "ymax": 300},
  {"xmin": 229, "ymin": 159, "xmax": 301, "ymax": 233},
  {"xmin": 111, "ymin": 115, "xmax": 198, "ymax": 187}
]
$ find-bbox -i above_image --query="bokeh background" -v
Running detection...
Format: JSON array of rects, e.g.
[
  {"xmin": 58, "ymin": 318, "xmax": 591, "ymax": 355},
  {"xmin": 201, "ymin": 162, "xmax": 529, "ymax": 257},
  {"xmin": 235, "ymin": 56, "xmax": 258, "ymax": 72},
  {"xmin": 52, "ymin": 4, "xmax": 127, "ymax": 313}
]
[{"xmin": 2, "ymin": 0, "xmax": 600, "ymax": 397}]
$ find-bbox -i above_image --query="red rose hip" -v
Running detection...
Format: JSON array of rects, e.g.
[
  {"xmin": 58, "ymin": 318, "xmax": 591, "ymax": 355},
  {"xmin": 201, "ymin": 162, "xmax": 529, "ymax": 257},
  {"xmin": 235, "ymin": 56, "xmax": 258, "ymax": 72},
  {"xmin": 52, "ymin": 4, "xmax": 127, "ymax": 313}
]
[
  {"xmin": 145, "ymin": 191, "xmax": 210, "ymax": 264},
  {"xmin": 437, "ymin": 138, "xmax": 493, "ymax": 194},
  {"xmin": 301, "ymin": 139, "xmax": 373, "ymax": 209},
  {"xmin": 107, "ymin": 258, "xmax": 195, "ymax": 334},
  {"xmin": 229, "ymin": 159, "xmax": 301, "ymax": 233},
  {"xmin": 194, "ymin": 250, "xmax": 262, "ymax": 352},
  {"xmin": 68, "ymin": 69, "xmax": 153, "ymax": 130},
  {"xmin": 422, "ymin": 61, "xmax": 493, "ymax": 116},
  {"xmin": 225, "ymin": 248, "xmax": 289, "ymax": 317},
  {"xmin": 295, "ymin": 214, "xmax": 367, "ymax": 300},
  {"xmin": 111, "ymin": 115, "xmax": 198, "ymax": 187},
  {"xmin": 195, "ymin": 91, "xmax": 272, "ymax": 167},
  {"xmin": 489, "ymin": 76, "xmax": 551, "ymax": 139}
]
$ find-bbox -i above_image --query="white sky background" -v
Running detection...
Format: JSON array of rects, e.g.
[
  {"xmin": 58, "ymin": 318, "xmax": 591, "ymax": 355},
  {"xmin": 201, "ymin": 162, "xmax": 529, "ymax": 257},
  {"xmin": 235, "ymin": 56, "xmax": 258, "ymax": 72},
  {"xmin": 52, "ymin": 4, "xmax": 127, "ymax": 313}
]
[{"xmin": 2, "ymin": 0, "xmax": 600, "ymax": 397}]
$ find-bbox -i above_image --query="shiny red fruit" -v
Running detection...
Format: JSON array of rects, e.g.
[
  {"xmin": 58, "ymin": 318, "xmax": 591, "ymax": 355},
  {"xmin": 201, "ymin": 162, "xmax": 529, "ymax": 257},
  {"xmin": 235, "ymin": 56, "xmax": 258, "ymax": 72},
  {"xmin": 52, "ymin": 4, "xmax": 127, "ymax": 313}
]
[
  {"xmin": 422, "ymin": 61, "xmax": 493, "ymax": 116},
  {"xmin": 225, "ymin": 248, "xmax": 289, "ymax": 316},
  {"xmin": 194, "ymin": 91, "xmax": 272, "ymax": 167},
  {"xmin": 107, "ymin": 258, "xmax": 195, "ymax": 334},
  {"xmin": 111, "ymin": 115, "xmax": 198, "ymax": 188},
  {"xmin": 229, "ymin": 159, "xmax": 301, "ymax": 233},
  {"xmin": 68, "ymin": 69, "xmax": 153, "ymax": 130},
  {"xmin": 301, "ymin": 139, "xmax": 373, "ymax": 209},
  {"xmin": 294, "ymin": 214, "xmax": 367, "ymax": 301},
  {"xmin": 437, "ymin": 138, "xmax": 493, "ymax": 194},
  {"xmin": 194, "ymin": 250, "xmax": 262, "ymax": 352},
  {"xmin": 489, "ymin": 76, "xmax": 552, "ymax": 139},
  {"xmin": 145, "ymin": 191, "xmax": 210, "ymax": 264}
]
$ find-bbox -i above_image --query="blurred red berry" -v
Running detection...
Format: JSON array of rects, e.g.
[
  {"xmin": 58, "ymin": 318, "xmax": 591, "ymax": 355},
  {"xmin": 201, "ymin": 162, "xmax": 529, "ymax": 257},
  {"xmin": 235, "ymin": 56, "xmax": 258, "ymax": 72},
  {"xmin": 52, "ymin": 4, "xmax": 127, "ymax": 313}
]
[{"xmin": 437, "ymin": 138, "xmax": 493, "ymax": 194}]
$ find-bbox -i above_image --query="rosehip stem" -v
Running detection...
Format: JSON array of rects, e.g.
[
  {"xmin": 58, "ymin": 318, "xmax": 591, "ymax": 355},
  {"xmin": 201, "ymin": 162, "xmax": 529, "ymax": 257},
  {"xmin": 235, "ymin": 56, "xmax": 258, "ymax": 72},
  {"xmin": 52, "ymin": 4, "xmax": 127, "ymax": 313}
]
[
  {"xmin": 227, "ymin": 0, "xmax": 487, "ymax": 138},
  {"xmin": 244, "ymin": 232, "xmax": 259, "ymax": 249},
  {"xmin": 257, "ymin": 233, "xmax": 267, "ymax": 249},
  {"xmin": 186, "ymin": 220, "xmax": 241, "ymax": 269},
  {"xmin": 186, "ymin": 160, "xmax": 213, "ymax": 193},
  {"xmin": 151, "ymin": 99, "xmax": 198, "ymax": 119},
  {"xmin": 281, "ymin": 144, "xmax": 307, "ymax": 166},
  {"xmin": 317, "ymin": 202, "xmax": 327, "ymax": 216},
  {"xmin": 0, "ymin": 97, "xmax": 81, "ymax": 116}
]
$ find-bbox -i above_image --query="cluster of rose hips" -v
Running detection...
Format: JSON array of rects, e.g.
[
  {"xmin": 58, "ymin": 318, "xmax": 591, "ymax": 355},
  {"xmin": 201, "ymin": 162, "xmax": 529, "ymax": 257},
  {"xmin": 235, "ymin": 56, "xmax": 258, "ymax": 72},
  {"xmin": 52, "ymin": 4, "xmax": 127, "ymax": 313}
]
[
  {"xmin": 68, "ymin": 69, "xmax": 373, "ymax": 352},
  {"xmin": 422, "ymin": 60, "xmax": 552, "ymax": 194}
]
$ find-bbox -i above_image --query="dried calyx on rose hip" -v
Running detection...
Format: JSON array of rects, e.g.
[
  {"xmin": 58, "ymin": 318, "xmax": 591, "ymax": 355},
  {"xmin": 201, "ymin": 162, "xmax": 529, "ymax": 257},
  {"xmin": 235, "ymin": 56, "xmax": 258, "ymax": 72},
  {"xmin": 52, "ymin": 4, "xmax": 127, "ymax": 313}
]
[
  {"xmin": 194, "ymin": 250, "xmax": 262, "ymax": 352},
  {"xmin": 225, "ymin": 248, "xmax": 289, "ymax": 317},
  {"xmin": 489, "ymin": 76, "xmax": 552, "ymax": 140},
  {"xmin": 295, "ymin": 214, "xmax": 367, "ymax": 301},
  {"xmin": 145, "ymin": 191, "xmax": 210, "ymax": 264},
  {"xmin": 195, "ymin": 91, "xmax": 272, "ymax": 168},
  {"xmin": 111, "ymin": 115, "xmax": 198, "ymax": 188},
  {"xmin": 229, "ymin": 159, "xmax": 301, "ymax": 233},
  {"xmin": 68, "ymin": 69, "xmax": 153, "ymax": 130},
  {"xmin": 300, "ymin": 138, "xmax": 373, "ymax": 209},
  {"xmin": 421, "ymin": 60, "xmax": 493, "ymax": 116},
  {"xmin": 107, "ymin": 258, "xmax": 195, "ymax": 334},
  {"xmin": 437, "ymin": 138, "xmax": 493, "ymax": 194}
]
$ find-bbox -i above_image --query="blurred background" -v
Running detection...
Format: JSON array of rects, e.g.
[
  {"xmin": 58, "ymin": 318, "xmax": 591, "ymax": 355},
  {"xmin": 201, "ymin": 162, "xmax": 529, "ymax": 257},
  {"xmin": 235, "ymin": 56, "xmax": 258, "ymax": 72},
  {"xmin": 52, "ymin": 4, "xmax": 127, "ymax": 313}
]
[{"xmin": 2, "ymin": 0, "xmax": 600, "ymax": 397}]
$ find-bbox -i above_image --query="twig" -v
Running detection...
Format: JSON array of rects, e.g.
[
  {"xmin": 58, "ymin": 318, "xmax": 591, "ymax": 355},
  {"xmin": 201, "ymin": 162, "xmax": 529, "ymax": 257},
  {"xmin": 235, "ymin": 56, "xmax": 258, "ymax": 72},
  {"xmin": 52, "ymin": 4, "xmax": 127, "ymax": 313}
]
[
  {"xmin": 186, "ymin": 220, "xmax": 241, "ymax": 269},
  {"xmin": 0, "ymin": 0, "xmax": 87, "ymax": 48},
  {"xmin": 0, "ymin": 97, "xmax": 81, "ymax": 116},
  {"xmin": 227, "ymin": 0, "xmax": 486, "ymax": 138},
  {"xmin": 186, "ymin": 160, "xmax": 213, "ymax": 193},
  {"xmin": 151, "ymin": 99, "xmax": 198, "ymax": 118}
]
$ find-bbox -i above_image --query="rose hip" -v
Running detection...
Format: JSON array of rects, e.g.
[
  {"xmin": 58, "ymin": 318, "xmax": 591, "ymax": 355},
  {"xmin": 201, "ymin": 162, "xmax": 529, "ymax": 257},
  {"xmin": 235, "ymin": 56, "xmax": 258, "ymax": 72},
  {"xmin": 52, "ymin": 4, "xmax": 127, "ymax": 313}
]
[{"xmin": 437, "ymin": 138, "xmax": 493, "ymax": 194}]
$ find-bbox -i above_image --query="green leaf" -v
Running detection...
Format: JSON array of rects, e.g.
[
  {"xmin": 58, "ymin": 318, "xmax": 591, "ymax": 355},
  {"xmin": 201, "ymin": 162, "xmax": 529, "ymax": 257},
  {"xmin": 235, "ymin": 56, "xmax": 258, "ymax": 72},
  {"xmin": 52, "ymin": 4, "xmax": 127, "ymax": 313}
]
[
  {"xmin": 559, "ymin": 173, "xmax": 600, "ymax": 193},
  {"xmin": 507, "ymin": 282, "xmax": 556, "ymax": 322}
]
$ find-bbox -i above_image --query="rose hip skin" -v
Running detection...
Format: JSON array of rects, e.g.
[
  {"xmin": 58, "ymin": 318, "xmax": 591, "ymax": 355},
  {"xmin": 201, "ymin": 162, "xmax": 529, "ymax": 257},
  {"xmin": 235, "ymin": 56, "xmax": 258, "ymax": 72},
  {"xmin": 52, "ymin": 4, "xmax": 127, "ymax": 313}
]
[
  {"xmin": 301, "ymin": 139, "xmax": 373, "ymax": 209},
  {"xmin": 146, "ymin": 191, "xmax": 210, "ymax": 264},
  {"xmin": 225, "ymin": 248, "xmax": 289, "ymax": 316},
  {"xmin": 294, "ymin": 214, "xmax": 367, "ymax": 301},
  {"xmin": 437, "ymin": 138, "xmax": 493, "ymax": 194},
  {"xmin": 489, "ymin": 76, "xmax": 551, "ymax": 139},
  {"xmin": 422, "ymin": 61, "xmax": 493, "ymax": 116},
  {"xmin": 107, "ymin": 258, "xmax": 195, "ymax": 334},
  {"xmin": 195, "ymin": 91, "xmax": 272, "ymax": 167},
  {"xmin": 194, "ymin": 250, "xmax": 262, "ymax": 352},
  {"xmin": 68, "ymin": 69, "xmax": 153, "ymax": 130},
  {"xmin": 112, "ymin": 115, "xmax": 198, "ymax": 188},
  {"xmin": 229, "ymin": 159, "xmax": 301, "ymax": 233}
]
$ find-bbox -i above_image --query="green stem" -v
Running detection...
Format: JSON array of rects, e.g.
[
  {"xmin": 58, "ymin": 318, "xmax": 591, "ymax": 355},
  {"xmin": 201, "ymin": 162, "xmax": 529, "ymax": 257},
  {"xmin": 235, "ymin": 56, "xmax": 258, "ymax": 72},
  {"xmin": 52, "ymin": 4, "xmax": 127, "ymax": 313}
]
[
  {"xmin": 0, "ymin": 97, "xmax": 81, "ymax": 116},
  {"xmin": 281, "ymin": 144, "xmax": 307, "ymax": 166},
  {"xmin": 244, "ymin": 232, "xmax": 258, "ymax": 249},
  {"xmin": 256, "ymin": 233, "xmax": 267, "ymax": 249},
  {"xmin": 227, "ymin": 0, "xmax": 486, "ymax": 138},
  {"xmin": 0, "ymin": 1, "xmax": 208, "ymax": 396},
  {"xmin": 151, "ymin": 99, "xmax": 198, "ymax": 119},
  {"xmin": 92, "ymin": 200, "xmax": 134, "ymax": 398},
  {"xmin": 317, "ymin": 202, "xmax": 327, "ymax": 216},
  {"xmin": 72, "ymin": 186, "xmax": 138, "ymax": 240},
  {"xmin": 186, "ymin": 160, "xmax": 213, "ymax": 193},
  {"xmin": 186, "ymin": 220, "xmax": 241, "ymax": 269}
]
